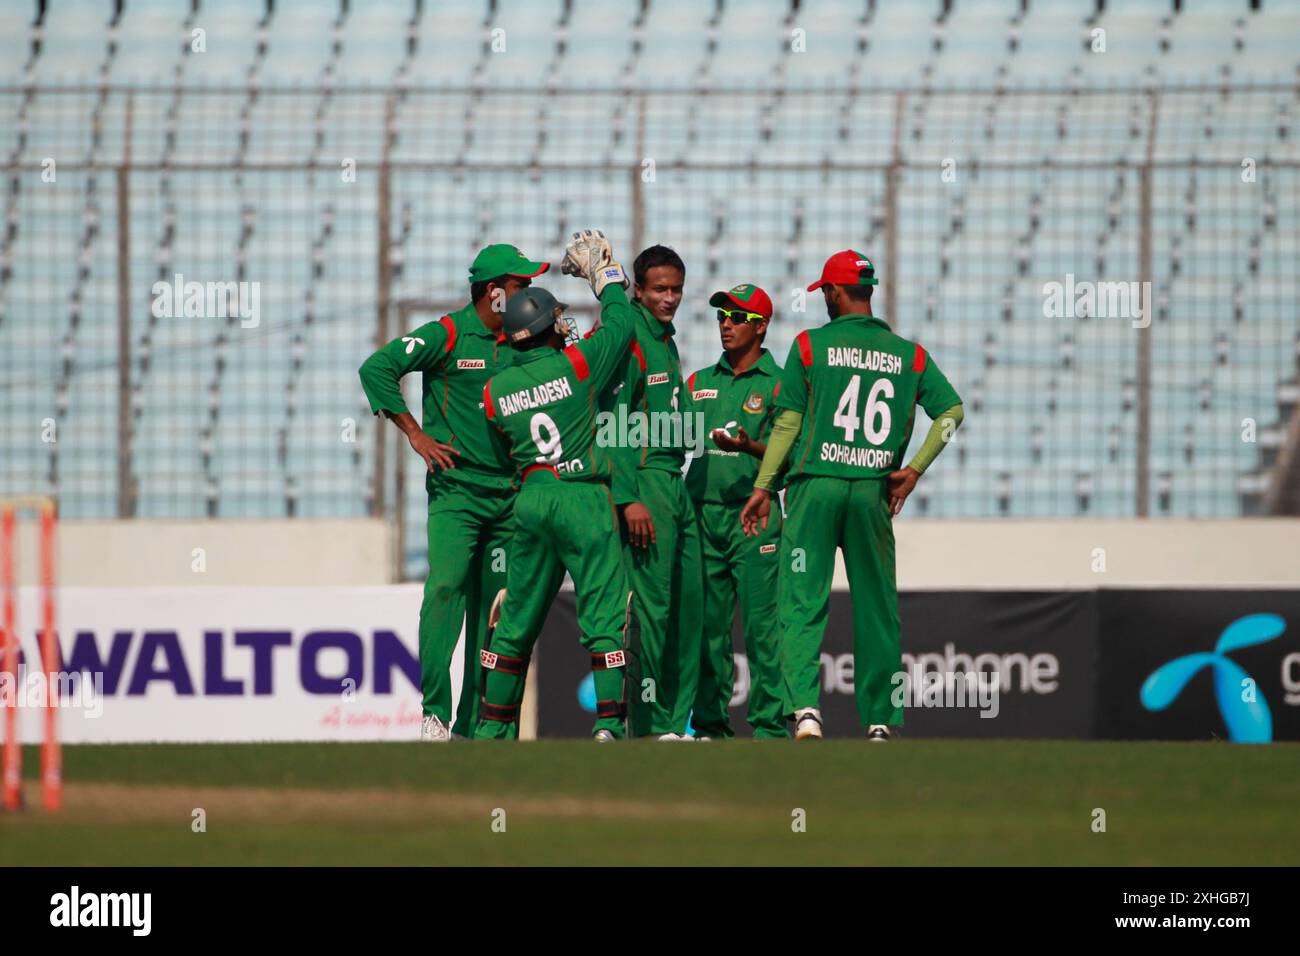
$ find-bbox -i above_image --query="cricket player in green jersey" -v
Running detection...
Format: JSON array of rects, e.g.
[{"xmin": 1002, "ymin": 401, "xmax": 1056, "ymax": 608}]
[
  {"xmin": 473, "ymin": 229, "xmax": 636, "ymax": 741},
  {"xmin": 741, "ymin": 250, "xmax": 965, "ymax": 741},
  {"xmin": 358, "ymin": 243, "xmax": 550, "ymax": 742},
  {"xmin": 608, "ymin": 245, "xmax": 704, "ymax": 740},
  {"xmin": 684, "ymin": 283, "xmax": 788, "ymax": 740}
]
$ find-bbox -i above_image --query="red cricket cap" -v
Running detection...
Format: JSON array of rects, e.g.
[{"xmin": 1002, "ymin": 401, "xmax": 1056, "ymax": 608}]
[
  {"xmin": 806, "ymin": 250, "xmax": 879, "ymax": 292},
  {"xmin": 709, "ymin": 283, "xmax": 773, "ymax": 319}
]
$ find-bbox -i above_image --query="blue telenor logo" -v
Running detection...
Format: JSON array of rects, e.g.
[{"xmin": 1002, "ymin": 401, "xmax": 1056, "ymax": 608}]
[
  {"xmin": 577, "ymin": 673, "xmax": 597, "ymax": 712},
  {"xmin": 1140, "ymin": 613, "xmax": 1285, "ymax": 743}
]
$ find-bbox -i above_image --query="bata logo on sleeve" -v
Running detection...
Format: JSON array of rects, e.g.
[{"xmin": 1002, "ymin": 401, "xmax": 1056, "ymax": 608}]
[
  {"xmin": 647, "ymin": 373, "xmax": 670, "ymax": 385},
  {"xmin": 759, "ymin": 544, "xmax": 777, "ymax": 554},
  {"xmin": 692, "ymin": 389, "xmax": 718, "ymax": 400},
  {"xmin": 456, "ymin": 359, "xmax": 486, "ymax": 369}
]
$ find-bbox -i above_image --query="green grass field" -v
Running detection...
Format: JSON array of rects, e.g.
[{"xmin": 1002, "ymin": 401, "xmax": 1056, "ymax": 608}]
[{"xmin": 2, "ymin": 740, "xmax": 1298, "ymax": 865}]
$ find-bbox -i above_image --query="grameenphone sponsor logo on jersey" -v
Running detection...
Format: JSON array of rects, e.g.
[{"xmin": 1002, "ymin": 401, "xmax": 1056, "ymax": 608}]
[{"xmin": 1141, "ymin": 613, "xmax": 1285, "ymax": 743}]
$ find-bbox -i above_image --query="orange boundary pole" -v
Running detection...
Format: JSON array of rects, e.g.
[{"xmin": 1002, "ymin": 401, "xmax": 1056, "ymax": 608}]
[
  {"xmin": 40, "ymin": 504, "xmax": 61, "ymax": 812},
  {"xmin": 1, "ymin": 498, "xmax": 60, "ymax": 813}
]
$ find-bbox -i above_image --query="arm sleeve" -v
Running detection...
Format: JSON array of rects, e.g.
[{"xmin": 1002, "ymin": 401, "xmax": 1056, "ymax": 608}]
[
  {"xmin": 358, "ymin": 318, "xmax": 450, "ymax": 417},
  {"xmin": 575, "ymin": 285, "xmax": 637, "ymax": 391},
  {"xmin": 754, "ymin": 409, "xmax": 802, "ymax": 492},
  {"xmin": 609, "ymin": 357, "xmax": 644, "ymax": 506},
  {"xmin": 906, "ymin": 404, "xmax": 964, "ymax": 475}
]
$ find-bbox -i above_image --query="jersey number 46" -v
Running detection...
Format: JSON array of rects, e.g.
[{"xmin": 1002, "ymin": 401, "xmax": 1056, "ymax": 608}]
[{"xmin": 832, "ymin": 375, "xmax": 893, "ymax": 444}]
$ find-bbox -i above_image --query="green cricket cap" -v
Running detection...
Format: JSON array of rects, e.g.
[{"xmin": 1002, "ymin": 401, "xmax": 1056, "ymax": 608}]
[{"xmin": 468, "ymin": 244, "xmax": 551, "ymax": 283}]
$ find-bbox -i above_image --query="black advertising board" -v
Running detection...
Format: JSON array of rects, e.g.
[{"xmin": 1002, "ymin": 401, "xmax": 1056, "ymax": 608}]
[
  {"xmin": 535, "ymin": 590, "xmax": 1099, "ymax": 739},
  {"xmin": 1095, "ymin": 590, "xmax": 1300, "ymax": 743},
  {"xmin": 535, "ymin": 588, "xmax": 1300, "ymax": 741}
]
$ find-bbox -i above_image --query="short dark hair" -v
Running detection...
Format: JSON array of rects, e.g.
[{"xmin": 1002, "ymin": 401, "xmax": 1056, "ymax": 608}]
[
  {"xmin": 837, "ymin": 282, "xmax": 874, "ymax": 303},
  {"xmin": 471, "ymin": 275, "xmax": 510, "ymax": 303},
  {"xmin": 633, "ymin": 245, "xmax": 686, "ymax": 287}
]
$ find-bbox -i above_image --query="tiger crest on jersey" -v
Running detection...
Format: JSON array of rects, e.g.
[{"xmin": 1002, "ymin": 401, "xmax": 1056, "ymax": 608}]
[{"xmin": 743, "ymin": 392, "xmax": 765, "ymax": 413}]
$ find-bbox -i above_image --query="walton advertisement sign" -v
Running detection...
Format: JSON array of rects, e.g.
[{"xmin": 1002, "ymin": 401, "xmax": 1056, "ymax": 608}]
[{"xmin": 5, "ymin": 586, "xmax": 454, "ymax": 742}]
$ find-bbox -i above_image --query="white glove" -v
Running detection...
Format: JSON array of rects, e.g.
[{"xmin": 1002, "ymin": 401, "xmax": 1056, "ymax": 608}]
[{"xmin": 561, "ymin": 228, "xmax": 628, "ymax": 298}]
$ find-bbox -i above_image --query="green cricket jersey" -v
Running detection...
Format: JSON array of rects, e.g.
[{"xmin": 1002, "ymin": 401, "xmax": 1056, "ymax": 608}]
[
  {"xmin": 483, "ymin": 285, "xmax": 636, "ymax": 483},
  {"xmin": 608, "ymin": 300, "xmax": 692, "ymax": 505},
  {"xmin": 775, "ymin": 313, "xmax": 961, "ymax": 480},
  {"xmin": 358, "ymin": 302, "xmax": 516, "ymax": 490},
  {"xmin": 685, "ymin": 349, "xmax": 782, "ymax": 504}
]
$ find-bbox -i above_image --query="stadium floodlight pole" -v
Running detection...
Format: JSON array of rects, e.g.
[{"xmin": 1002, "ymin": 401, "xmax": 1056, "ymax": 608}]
[
  {"xmin": 116, "ymin": 91, "xmax": 136, "ymax": 518},
  {"xmin": 631, "ymin": 92, "xmax": 646, "ymax": 253},
  {"xmin": 1136, "ymin": 89, "xmax": 1159, "ymax": 517},
  {"xmin": 1, "ymin": 496, "xmax": 61, "ymax": 813},
  {"xmin": 884, "ymin": 90, "xmax": 905, "ymax": 326}
]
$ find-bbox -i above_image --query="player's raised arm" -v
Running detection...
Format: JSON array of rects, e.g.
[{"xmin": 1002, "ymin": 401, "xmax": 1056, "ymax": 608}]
[{"xmin": 559, "ymin": 230, "xmax": 635, "ymax": 391}]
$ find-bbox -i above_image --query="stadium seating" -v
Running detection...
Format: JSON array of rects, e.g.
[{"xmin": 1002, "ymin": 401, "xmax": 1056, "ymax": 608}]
[{"xmin": 0, "ymin": 0, "xmax": 1297, "ymax": 576}]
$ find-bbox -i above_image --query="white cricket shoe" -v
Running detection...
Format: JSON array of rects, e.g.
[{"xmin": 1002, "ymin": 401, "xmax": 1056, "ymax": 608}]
[
  {"xmin": 657, "ymin": 733, "xmax": 689, "ymax": 741},
  {"xmin": 593, "ymin": 729, "xmax": 617, "ymax": 742},
  {"xmin": 793, "ymin": 708, "xmax": 824, "ymax": 740},
  {"xmin": 866, "ymin": 724, "xmax": 893, "ymax": 742},
  {"xmin": 420, "ymin": 714, "xmax": 451, "ymax": 742}
]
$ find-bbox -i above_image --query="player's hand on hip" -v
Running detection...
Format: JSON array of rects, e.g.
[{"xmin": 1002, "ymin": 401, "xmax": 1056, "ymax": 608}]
[
  {"xmin": 740, "ymin": 488, "xmax": 771, "ymax": 536},
  {"xmin": 620, "ymin": 502, "xmax": 656, "ymax": 549},
  {"xmin": 409, "ymin": 431, "xmax": 460, "ymax": 471},
  {"xmin": 561, "ymin": 228, "xmax": 628, "ymax": 298},
  {"xmin": 887, "ymin": 466, "xmax": 920, "ymax": 516}
]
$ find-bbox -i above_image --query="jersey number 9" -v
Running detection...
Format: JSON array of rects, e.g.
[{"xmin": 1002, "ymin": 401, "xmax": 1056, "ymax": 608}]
[{"xmin": 530, "ymin": 412, "xmax": 564, "ymax": 464}]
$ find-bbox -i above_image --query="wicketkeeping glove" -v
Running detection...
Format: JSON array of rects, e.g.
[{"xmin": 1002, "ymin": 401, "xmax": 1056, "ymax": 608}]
[{"xmin": 561, "ymin": 229, "xmax": 629, "ymax": 298}]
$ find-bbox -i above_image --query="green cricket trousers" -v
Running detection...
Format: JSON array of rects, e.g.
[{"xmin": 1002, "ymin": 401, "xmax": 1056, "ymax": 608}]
[
  {"xmin": 623, "ymin": 468, "xmax": 703, "ymax": 737},
  {"xmin": 689, "ymin": 500, "xmax": 788, "ymax": 738},
  {"xmin": 420, "ymin": 474, "xmax": 515, "ymax": 736},
  {"xmin": 779, "ymin": 475, "xmax": 903, "ymax": 728},
  {"xmin": 475, "ymin": 475, "xmax": 632, "ymax": 739}
]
